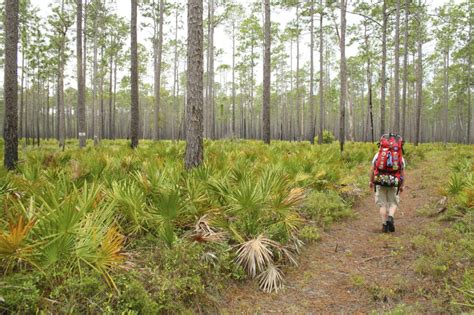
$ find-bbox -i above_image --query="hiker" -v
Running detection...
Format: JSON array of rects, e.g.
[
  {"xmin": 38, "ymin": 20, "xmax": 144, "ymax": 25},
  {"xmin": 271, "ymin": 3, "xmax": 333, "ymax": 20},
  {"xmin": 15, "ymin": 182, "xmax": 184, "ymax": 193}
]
[{"xmin": 369, "ymin": 134, "xmax": 406, "ymax": 233}]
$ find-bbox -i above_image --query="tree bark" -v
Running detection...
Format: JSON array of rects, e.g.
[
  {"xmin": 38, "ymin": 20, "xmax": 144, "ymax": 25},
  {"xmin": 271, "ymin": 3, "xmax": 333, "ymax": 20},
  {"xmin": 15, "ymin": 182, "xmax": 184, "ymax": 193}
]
[
  {"xmin": 309, "ymin": 0, "xmax": 315, "ymax": 144},
  {"xmin": 443, "ymin": 47, "xmax": 449, "ymax": 143},
  {"xmin": 77, "ymin": 0, "xmax": 86, "ymax": 147},
  {"xmin": 153, "ymin": 0, "xmax": 165, "ymax": 140},
  {"xmin": 296, "ymin": 3, "xmax": 302, "ymax": 140},
  {"xmin": 468, "ymin": 10, "xmax": 472, "ymax": 144},
  {"xmin": 262, "ymin": 0, "xmax": 271, "ymax": 144},
  {"xmin": 339, "ymin": 0, "xmax": 347, "ymax": 152},
  {"xmin": 401, "ymin": 0, "xmax": 409, "ymax": 138},
  {"xmin": 58, "ymin": 0, "xmax": 66, "ymax": 150},
  {"xmin": 381, "ymin": 0, "xmax": 387, "ymax": 136},
  {"xmin": 92, "ymin": 2, "xmax": 98, "ymax": 144},
  {"xmin": 185, "ymin": 0, "xmax": 204, "ymax": 169},
  {"xmin": 3, "ymin": 0, "xmax": 19, "ymax": 170},
  {"xmin": 365, "ymin": 24, "xmax": 374, "ymax": 142},
  {"xmin": 318, "ymin": 0, "xmax": 324, "ymax": 144},
  {"xmin": 393, "ymin": 0, "xmax": 401, "ymax": 133},
  {"xmin": 415, "ymin": 8, "xmax": 423, "ymax": 146},
  {"xmin": 130, "ymin": 0, "xmax": 139, "ymax": 148},
  {"xmin": 108, "ymin": 50, "xmax": 113, "ymax": 139},
  {"xmin": 231, "ymin": 19, "xmax": 236, "ymax": 137},
  {"xmin": 172, "ymin": 5, "xmax": 179, "ymax": 141}
]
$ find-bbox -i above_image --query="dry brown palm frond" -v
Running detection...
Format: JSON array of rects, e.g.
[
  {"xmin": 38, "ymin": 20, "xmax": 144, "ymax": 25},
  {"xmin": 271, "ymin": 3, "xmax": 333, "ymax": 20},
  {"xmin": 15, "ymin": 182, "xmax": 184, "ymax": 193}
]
[
  {"xmin": 283, "ymin": 188, "xmax": 306, "ymax": 208},
  {"xmin": 280, "ymin": 246, "xmax": 298, "ymax": 266},
  {"xmin": 235, "ymin": 235, "xmax": 280, "ymax": 278},
  {"xmin": 257, "ymin": 264, "xmax": 284, "ymax": 293},
  {"xmin": 191, "ymin": 215, "xmax": 227, "ymax": 243},
  {"xmin": 70, "ymin": 160, "xmax": 83, "ymax": 181},
  {"xmin": 0, "ymin": 216, "xmax": 36, "ymax": 258},
  {"xmin": 290, "ymin": 236, "xmax": 304, "ymax": 254}
]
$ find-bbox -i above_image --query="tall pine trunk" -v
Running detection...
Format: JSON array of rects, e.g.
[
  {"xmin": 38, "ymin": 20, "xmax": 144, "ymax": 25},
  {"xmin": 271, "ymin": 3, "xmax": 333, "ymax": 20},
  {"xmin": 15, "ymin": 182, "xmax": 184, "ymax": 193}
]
[
  {"xmin": 309, "ymin": 0, "xmax": 315, "ymax": 144},
  {"xmin": 443, "ymin": 47, "xmax": 449, "ymax": 143},
  {"xmin": 415, "ymin": 6, "xmax": 423, "ymax": 146},
  {"xmin": 3, "ymin": 0, "xmax": 19, "ymax": 170},
  {"xmin": 381, "ymin": 0, "xmax": 387, "ymax": 136},
  {"xmin": 58, "ymin": 1, "xmax": 66, "ymax": 150},
  {"xmin": 153, "ymin": 0, "xmax": 165, "ymax": 140},
  {"xmin": 77, "ymin": 0, "xmax": 86, "ymax": 147},
  {"xmin": 393, "ymin": 0, "xmax": 401, "ymax": 133},
  {"xmin": 185, "ymin": 0, "xmax": 204, "ymax": 169},
  {"xmin": 318, "ymin": 0, "xmax": 324, "ymax": 144},
  {"xmin": 130, "ymin": 0, "xmax": 139, "ymax": 148},
  {"xmin": 401, "ymin": 0, "xmax": 409, "ymax": 138},
  {"xmin": 468, "ymin": 13, "xmax": 472, "ymax": 144},
  {"xmin": 339, "ymin": 0, "xmax": 347, "ymax": 152},
  {"xmin": 262, "ymin": 0, "xmax": 271, "ymax": 144}
]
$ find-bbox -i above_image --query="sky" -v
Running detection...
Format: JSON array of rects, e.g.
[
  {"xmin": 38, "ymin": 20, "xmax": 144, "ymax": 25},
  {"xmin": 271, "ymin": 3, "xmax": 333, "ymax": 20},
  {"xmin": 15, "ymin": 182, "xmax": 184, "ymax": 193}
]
[{"xmin": 23, "ymin": 0, "xmax": 459, "ymax": 90}]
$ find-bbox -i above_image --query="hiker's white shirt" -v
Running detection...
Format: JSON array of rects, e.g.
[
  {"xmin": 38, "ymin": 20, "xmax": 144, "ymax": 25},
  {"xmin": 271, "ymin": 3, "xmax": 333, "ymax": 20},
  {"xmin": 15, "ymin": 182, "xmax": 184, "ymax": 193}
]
[{"xmin": 372, "ymin": 153, "xmax": 406, "ymax": 169}]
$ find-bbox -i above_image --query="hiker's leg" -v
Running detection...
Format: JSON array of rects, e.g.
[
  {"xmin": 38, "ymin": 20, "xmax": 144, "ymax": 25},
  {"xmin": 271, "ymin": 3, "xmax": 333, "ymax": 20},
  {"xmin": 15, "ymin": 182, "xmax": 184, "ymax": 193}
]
[
  {"xmin": 388, "ymin": 204, "xmax": 397, "ymax": 217},
  {"xmin": 388, "ymin": 187, "xmax": 400, "ymax": 217},
  {"xmin": 380, "ymin": 206, "xmax": 388, "ymax": 222},
  {"xmin": 375, "ymin": 186, "xmax": 389, "ymax": 222}
]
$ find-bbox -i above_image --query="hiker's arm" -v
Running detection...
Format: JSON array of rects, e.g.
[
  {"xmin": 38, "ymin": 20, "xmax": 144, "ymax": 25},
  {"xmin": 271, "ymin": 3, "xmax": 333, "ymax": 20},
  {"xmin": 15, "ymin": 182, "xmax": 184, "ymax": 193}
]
[
  {"xmin": 369, "ymin": 166, "xmax": 375, "ymax": 189},
  {"xmin": 399, "ymin": 168, "xmax": 405, "ymax": 192}
]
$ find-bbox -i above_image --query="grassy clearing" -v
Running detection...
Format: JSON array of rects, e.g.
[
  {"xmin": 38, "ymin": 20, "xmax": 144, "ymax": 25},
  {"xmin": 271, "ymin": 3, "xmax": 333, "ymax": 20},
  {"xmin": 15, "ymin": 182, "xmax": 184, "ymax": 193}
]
[{"xmin": 409, "ymin": 145, "xmax": 473, "ymax": 313}]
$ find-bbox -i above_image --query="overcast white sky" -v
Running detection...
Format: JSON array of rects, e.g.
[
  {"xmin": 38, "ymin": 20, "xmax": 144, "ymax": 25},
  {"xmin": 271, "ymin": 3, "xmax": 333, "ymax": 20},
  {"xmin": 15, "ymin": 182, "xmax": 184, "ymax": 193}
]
[{"xmin": 29, "ymin": 0, "xmax": 457, "ymax": 91}]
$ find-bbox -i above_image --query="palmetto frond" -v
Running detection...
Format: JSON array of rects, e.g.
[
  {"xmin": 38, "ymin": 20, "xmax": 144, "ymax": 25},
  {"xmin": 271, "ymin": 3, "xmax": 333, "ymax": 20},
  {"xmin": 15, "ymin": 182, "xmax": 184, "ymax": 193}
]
[
  {"xmin": 235, "ymin": 235, "xmax": 278, "ymax": 278},
  {"xmin": 0, "ymin": 216, "xmax": 36, "ymax": 263},
  {"xmin": 257, "ymin": 264, "xmax": 284, "ymax": 293},
  {"xmin": 192, "ymin": 215, "xmax": 227, "ymax": 243}
]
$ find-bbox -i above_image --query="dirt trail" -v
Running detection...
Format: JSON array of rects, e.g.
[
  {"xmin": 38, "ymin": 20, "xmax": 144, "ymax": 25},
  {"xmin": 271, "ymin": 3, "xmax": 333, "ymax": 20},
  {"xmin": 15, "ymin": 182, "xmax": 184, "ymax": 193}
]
[{"xmin": 220, "ymin": 161, "xmax": 440, "ymax": 313}]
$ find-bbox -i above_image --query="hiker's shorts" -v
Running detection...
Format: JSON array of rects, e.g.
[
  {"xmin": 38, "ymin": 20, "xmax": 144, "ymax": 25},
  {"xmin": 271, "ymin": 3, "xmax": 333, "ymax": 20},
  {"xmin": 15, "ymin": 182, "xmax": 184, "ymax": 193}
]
[{"xmin": 375, "ymin": 186, "xmax": 400, "ymax": 208}]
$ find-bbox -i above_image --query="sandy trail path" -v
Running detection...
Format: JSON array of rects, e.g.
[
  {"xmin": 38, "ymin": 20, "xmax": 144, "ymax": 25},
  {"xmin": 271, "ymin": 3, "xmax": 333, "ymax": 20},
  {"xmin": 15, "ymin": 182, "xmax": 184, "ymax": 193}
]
[{"xmin": 220, "ymin": 160, "xmax": 439, "ymax": 314}]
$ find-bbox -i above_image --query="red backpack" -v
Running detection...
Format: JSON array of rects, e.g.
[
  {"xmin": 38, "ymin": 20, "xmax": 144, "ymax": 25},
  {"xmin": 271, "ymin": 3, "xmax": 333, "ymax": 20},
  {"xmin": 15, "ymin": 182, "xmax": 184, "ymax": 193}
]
[{"xmin": 373, "ymin": 134, "xmax": 404, "ymax": 188}]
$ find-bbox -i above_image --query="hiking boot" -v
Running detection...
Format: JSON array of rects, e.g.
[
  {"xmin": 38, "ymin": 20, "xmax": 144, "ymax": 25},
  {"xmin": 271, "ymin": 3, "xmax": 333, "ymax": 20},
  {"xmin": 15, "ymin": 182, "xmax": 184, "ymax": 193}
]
[
  {"xmin": 382, "ymin": 223, "xmax": 389, "ymax": 233},
  {"xmin": 387, "ymin": 216, "xmax": 395, "ymax": 232}
]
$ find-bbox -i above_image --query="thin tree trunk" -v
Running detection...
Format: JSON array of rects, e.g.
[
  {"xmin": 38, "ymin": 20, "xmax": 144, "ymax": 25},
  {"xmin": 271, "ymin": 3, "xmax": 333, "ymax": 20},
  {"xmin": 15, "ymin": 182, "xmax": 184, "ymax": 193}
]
[
  {"xmin": 401, "ymin": 0, "xmax": 408, "ymax": 137},
  {"xmin": 76, "ymin": 0, "xmax": 86, "ymax": 148},
  {"xmin": 296, "ymin": 3, "xmax": 301, "ymax": 140},
  {"xmin": 153, "ymin": 0, "xmax": 165, "ymax": 140},
  {"xmin": 365, "ymin": 24, "xmax": 374, "ymax": 142},
  {"xmin": 108, "ymin": 52, "xmax": 113, "ymax": 139},
  {"xmin": 112, "ymin": 58, "xmax": 117, "ymax": 140},
  {"xmin": 393, "ymin": 0, "xmax": 401, "ymax": 133},
  {"xmin": 318, "ymin": 0, "xmax": 324, "ymax": 144},
  {"xmin": 339, "ymin": 0, "xmax": 347, "ymax": 152},
  {"xmin": 20, "ymin": 46, "xmax": 24, "ymax": 140},
  {"xmin": 309, "ymin": 0, "xmax": 315, "ymax": 144},
  {"xmin": 172, "ymin": 6, "xmax": 179, "ymax": 141},
  {"xmin": 415, "ymin": 10, "xmax": 423, "ymax": 146},
  {"xmin": 209, "ymin": 0, "xmax": 215, "ymax": 139},
  {"xmin": 185, "ymin": 0, "xmax": 204, "ymax": 169},
  {"xmin": 262, "ymin": 0, "xmax": 271, "ymax": 144},
  {"xmin": 100, "ymin": 46, "xmax": 105, "ymax": 141},
  {"xmin": 130, "ymin": 0, "xmax": 139, "ymax": 148},
  {"xmin": 381, "ymin": 0, "xmax": 387, "ymax": 135},
  {"xmin": 231, "ymin": 19, "xmax": 236, "ymax": 137},
  {"xmin": 468, "ymin": 11, "xmax": 472, "ymax": 144},
  {"xmin": 58, "ymin": 0, "xmax": 66, "ymax": 149},
  {"xmin": 443, "ymin": 47, "xmax": 449, "ymax": 143}
]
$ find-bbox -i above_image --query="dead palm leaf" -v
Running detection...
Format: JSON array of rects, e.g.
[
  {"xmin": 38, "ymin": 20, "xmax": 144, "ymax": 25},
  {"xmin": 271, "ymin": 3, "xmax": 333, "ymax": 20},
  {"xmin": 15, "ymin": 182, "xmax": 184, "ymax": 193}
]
[
  {"xmin": 235, "ymin": 235, "xmax": 279, "ymax": 278},
  {"xmin": 257, "ymin": 264, "xmax": 284, "ymax": 293}
]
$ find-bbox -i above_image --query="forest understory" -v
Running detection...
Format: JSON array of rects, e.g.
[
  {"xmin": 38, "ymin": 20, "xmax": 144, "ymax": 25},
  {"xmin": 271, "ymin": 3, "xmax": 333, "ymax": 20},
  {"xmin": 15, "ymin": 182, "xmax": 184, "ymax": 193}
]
[{"xmin": 0, "ymin": 140, "xmax": 472, "ymax": 314}]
